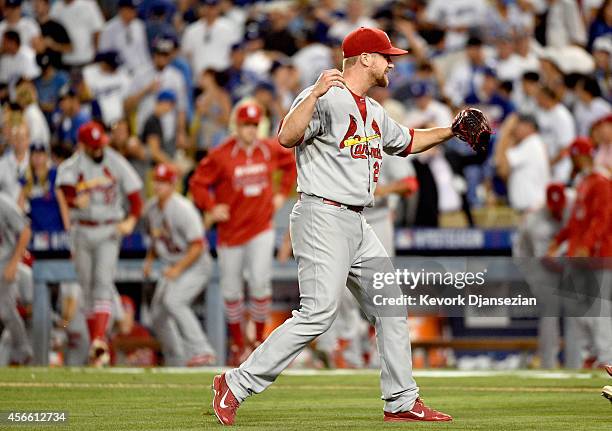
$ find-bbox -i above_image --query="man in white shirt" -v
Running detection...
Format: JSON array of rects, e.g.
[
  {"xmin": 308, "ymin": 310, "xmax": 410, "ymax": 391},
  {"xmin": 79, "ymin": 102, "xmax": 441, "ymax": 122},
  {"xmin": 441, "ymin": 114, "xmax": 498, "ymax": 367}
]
[
  {"xmin": 98, "ymin": 0, "xmax": 151, "ymax": 76},
  {"xmin": 535, "ymin": 85, "xmax": 576, "ymax": 183},
  {"xmin": 545, "ymin": 0, "xmax": 587, "ymax": 48},
  {"xmin": 327, "ymin": 0, "xmax": 376, "ymax": 41},
  {"xmin": 292, "ymin": 30, "xmax": 333, "ymax": 88},
  {"xmin": 405, "ymin": 81, "xmax": 454, "ymax": 129},
  {"xmin": 50, "ymin": 0, "xmax": 105, "ymax": 67},
  {"xmin": 424, "ymin": 0, "xmax": 488, "ymax": 50},
  {"xmin": 83, "ymin": 51, "xmax": 131, "ymax": 126},
  {"xmin": 574, "ymin": 75, "xmax": 611, "ymax": 137},
  {"xmin": 0, "ymin": 31, "xmax": 40, "ymax": 84},
  {"xmin": 0, "ymin": 0, "xmax": 41, "ymax": 48},
  {"xmin": 181, "ymin": 0, "xmax": 241, "ymax": 79},
  {"xmin": 125, "ymin": 36, "xmax": 187, "ymax": 150},
  {"xmin": 495, "ymin": 114, "xmax": 550, "ymax": 212},
  {"xmin": 444, "ymin": 36, "xmax": 496, "ymax": 108}
]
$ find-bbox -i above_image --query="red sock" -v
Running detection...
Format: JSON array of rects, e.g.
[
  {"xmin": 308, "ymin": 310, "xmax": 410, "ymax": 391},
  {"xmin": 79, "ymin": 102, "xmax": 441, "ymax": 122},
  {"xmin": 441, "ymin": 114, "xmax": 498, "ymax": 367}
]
[
  {"xmin": 255, "ymin": 321, "xmax": 266, "ymax": 343},
  {"xmin": 86, "ymin": 315, "xmax": 95, "ymax": 339},
  {"xmin": 91, "ymin": 300, "xmax": 112, "ymax": 341},
  {"xmin": 225, "ymin": 299, "xmax": 245, "ymax": 348},
  {"xmin": 249, "ymin": 297, "xmax": 271, "ymax": 342},
  {"xmin": 228, "ymin": 322, "xmax": 244, "ymax": 349}
]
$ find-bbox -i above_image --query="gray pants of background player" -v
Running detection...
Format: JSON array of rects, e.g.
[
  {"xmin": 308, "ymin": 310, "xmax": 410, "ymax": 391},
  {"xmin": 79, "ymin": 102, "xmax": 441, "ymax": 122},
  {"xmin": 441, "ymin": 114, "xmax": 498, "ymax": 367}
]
[
  {"xmin": 152, "ymin": 253, "xmax": 215, "ymax": 366},
  {"xmin": 563, "ymin": 267, "xmax": 612, "ymax": 367},
  {"xmin": 217, "ymin": 229, "xmax": 274, "ymax": 302},
  {"xmin": 0, "ymin": 260, "xmax": 32, "ymax": 364},
  {"xmin": 226, "ymin": 195, "xmax": 419, "ymax": 413},
  {"xmin": 72, "ymin": 225, "xmax": 121, "ymax": 308}
]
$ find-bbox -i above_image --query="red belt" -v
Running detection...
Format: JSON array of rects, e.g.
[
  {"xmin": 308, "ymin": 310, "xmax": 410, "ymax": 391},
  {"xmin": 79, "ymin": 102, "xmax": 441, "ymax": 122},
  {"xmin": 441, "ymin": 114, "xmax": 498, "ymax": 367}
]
[
  {"xmin": 77, "ymin": 219, "xmax": 118, "ymax": 227},
  {"xmin": 299, "ymin": 193, "xmax": 364, "ymax": 213}
]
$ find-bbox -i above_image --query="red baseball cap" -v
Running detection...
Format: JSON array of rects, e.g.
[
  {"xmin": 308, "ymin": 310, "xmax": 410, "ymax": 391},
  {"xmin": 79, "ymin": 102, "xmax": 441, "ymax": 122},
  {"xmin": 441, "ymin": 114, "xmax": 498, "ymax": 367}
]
[
  {"xmin": 78, "ymin": 121, "xmax": 108, "ymax": 149},
  {"xmin": 342, "ymin": 27, "xmax": 408, "ymax": 58},
  {"xmin": 546, "ymin": 183, "xmax": 566, "ymax": 213},
  {"xmin": 120, "ymin": 295, "xmax": 135, "ymax": 314},
  {"xmin": 236, "ymin": 103, "xmax": 262, "ymax": 125},
  {"xmin": 153, "ymin": 163, "xmax": 178, "ymax": 183},
  {"xmin": 569, "ymin": 136, "xmax": 594, "ymax": 157},
  {"xmin": 591, "ymin": 113, "xmax": 612, "ymax": 131}
]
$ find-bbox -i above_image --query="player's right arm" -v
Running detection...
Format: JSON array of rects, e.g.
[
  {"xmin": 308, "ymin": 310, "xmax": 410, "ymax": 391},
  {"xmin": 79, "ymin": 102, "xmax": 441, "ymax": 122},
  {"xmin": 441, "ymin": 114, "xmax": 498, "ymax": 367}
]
[{"xmin": 278, "ymin": 69, "xmax": 345, "ymax": 148}]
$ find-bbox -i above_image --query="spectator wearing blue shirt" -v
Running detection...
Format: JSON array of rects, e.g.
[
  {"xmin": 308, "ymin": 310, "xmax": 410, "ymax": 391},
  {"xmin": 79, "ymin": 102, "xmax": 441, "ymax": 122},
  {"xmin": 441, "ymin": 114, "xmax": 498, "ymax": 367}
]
[
  {"xmin": 224, "ymin": 42, "xmax": 259, "ymax": 104},
  {"xmin": 588, "ymin": 0, "xmax": 612, "ymax": 51},
  {"xmin": 52, "ymin": 85, "xmax": 91, "ymax": 149},
  {"xmin": 18, "ymin": 142, "xmax": 65, "ymax": 232},
  {"xmin": 34, "ymin": 53, "xmax": 69, "ymax": 126}
]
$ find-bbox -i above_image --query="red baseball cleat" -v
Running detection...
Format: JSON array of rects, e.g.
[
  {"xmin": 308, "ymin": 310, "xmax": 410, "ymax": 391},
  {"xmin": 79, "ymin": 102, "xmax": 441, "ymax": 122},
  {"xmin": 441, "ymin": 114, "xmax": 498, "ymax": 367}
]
[
  {"xmin": 187, "ymin": 353, "xmax": 216, "ymax": 367},
  {"xmin": 212, "ymin": 373, "xmax": 240, "ymax": 425},
  {"xmin": 603, "ymin": 386, "xmax": 612, "ymax": 403},
  {"xmin": 605, "ymin": 365, "xmax": 612, "ymax": 378},
  {"xmin": 383, "ymin": 398, "xmax": 453, "ymax": 422}
]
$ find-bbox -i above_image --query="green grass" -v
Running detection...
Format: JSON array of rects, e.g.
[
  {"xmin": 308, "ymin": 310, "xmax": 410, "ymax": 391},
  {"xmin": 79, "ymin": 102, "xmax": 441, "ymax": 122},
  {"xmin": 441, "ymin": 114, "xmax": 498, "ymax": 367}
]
[{"xmin": 0, "ymin": 368, "xmax": 610, "ymax": 430}]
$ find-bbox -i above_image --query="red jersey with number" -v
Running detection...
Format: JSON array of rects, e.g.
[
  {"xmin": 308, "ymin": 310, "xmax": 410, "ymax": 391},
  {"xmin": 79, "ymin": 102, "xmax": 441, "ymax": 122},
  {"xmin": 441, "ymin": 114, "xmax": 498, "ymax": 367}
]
[{"xmin": 190, "ymin": 137, "xmax": 296, "ymax": 246}]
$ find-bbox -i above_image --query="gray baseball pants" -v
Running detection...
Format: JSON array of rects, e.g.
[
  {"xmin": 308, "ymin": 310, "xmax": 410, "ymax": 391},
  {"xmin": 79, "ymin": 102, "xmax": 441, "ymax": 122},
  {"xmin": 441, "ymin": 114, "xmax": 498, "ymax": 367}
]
[
  {"xmin": 0, "ymin": 260, "xmax": 32, "ymax": 364},
  {"xmin": 152, "ymin": 253, "xmax": 215, "ymax": 366},
  {"xmin": 71, "ymin": 224, "xmax": 121, "ymax": 308},
  {"xmin": 217, "ymin": 229, "xmax": 275, "ymax": 301},
  {"xmin": 226, "ymin": 195, "xmax": 419, "ymax": 413}
]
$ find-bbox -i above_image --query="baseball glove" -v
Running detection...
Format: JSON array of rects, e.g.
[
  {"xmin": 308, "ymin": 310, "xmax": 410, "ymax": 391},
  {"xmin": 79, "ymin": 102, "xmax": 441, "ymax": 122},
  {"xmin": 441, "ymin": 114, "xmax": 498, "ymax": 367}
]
[{"xmin": 452, "ymin": 108, "xmax": 492, "ymax": 153}]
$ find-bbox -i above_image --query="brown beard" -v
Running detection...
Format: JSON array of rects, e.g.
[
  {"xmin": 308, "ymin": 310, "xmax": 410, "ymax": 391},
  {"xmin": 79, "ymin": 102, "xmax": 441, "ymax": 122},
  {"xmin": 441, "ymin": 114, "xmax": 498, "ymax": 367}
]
[{"xmin": 375, "ymin": 72, "xmax": 389, "ymax": 88}]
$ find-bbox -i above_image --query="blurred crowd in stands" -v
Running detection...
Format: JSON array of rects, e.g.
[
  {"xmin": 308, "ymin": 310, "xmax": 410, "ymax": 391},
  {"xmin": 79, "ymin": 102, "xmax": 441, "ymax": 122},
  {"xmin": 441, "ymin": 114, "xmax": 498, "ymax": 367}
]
[{"xmin": 1, "ymin": 0, "xmax": 611, "ymax": 231}]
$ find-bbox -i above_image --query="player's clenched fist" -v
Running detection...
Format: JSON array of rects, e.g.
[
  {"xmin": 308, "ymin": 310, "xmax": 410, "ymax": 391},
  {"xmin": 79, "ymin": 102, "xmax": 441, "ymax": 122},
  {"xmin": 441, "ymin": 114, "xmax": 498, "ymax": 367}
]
[{"xmin": 311, "ymin": 69, "xmax": 346, "ymax": 98}]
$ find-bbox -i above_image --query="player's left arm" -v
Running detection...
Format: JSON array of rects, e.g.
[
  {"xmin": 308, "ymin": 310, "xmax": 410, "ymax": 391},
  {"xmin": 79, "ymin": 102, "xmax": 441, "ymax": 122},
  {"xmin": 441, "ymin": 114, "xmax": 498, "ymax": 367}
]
[
  {"xmin": 380, "ymin": 109, "xmax": 453, "ymax": 157},
  {"xmin": 409, "ymin": 127, "xmax": 454, "ymax": 154}
]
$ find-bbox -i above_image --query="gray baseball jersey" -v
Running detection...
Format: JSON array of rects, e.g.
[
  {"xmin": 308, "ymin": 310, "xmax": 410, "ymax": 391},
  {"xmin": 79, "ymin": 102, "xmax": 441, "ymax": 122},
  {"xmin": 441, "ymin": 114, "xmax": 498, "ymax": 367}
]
[
  {"xmin": 144, "ymin": 193, "xmax": 206, "ymax": 265},
  {"xmin": 0, "ymin": 193, "xmax": 28, "ymax": 261},
  {"xmin": 56, "ymin": 147, "xmax": 142, "ymax": 222},
  {"xmin": 293, "ymin": 86, "xmax": 413, "ymax": 207}
]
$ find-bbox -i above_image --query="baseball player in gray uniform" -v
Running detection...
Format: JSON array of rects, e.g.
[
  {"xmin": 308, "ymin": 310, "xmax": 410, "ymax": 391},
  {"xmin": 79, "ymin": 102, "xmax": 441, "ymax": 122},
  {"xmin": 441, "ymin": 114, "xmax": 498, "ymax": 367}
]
[
  {"xmin": 0, "ymin": 193, "xmax": 33, "ymax": 365},
  {"xmin": 55, "ymin": 282, "xmax": 90, "ymax": 366},
  {"xmin": 0, "ymin": 257, "xmax": 34, "ymax": 366},
  {"xmin": 143, "ymin": 163, "xmax": 216, "ymax": 366},
  {"xmin": 213, "ymin": 27, "xmax": 465, "ymax": 424},
  {"xmin": 513, "ymin": 183, "xmax": 573, "ymax": 368},
  {"xmin": 56, "ymin": 121, "xmax": 143, "ymax": 366}
]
